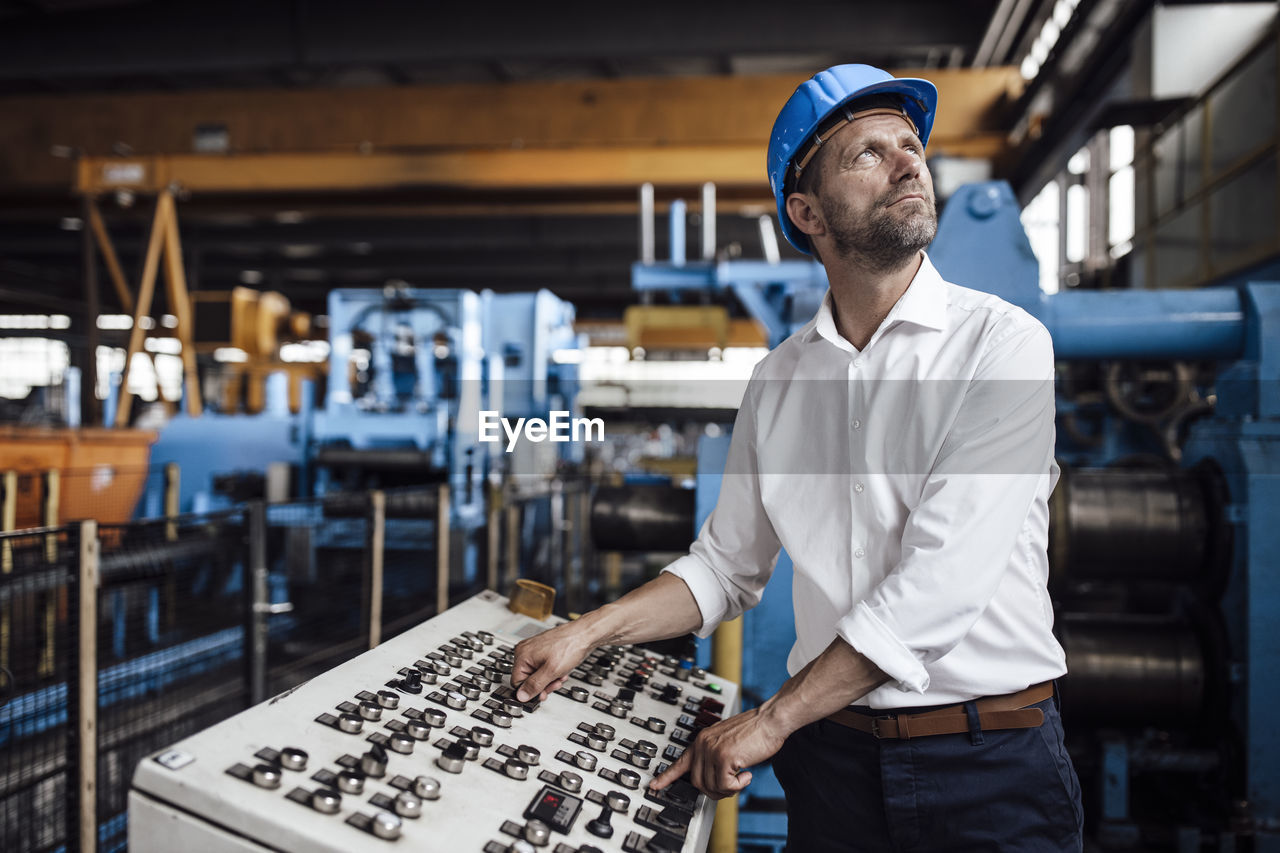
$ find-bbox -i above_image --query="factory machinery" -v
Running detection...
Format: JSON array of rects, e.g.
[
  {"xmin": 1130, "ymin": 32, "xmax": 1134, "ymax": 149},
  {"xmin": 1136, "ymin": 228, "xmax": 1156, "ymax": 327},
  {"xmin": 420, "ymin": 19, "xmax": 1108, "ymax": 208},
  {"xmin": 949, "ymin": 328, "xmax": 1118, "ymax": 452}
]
[
  {"xmin": 130, "ymin": 588, "xmax": 740, "ymax": 853},
  {"xmin": 611, "ymin": 181, "xmax": 1280, "ymax": 851}
]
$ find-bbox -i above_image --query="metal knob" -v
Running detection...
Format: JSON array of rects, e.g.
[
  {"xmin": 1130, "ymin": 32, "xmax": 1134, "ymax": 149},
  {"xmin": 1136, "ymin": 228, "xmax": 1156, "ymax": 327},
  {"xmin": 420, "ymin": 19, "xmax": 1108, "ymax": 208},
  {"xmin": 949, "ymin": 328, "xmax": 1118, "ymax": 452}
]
[
  {"xmin": 412, "ymin": 775, "xmax": 442, "ymax": 800},
  {"xmin": 358, "ymin": 700, "xmax": 382, "ymax": 721},
  {"xmin": 430, "ymin": 660, "xmax": 452, "ymax": 676},
  {"xmin": 459, "ymin": 684, "xmax": 481, "ymax": 700},
  {"xmin": 443, "ymin": 652, "xmax": 463, "ymax": 667},
  {"xmin": 629, "ymin": 751, "xmax": 652, "ymax": 769},
  {"xmin": 416, "ymin": 667, "xmax": 438, "ymax": 685},
  {"xmin": 507, "ymin": 841, "xmax": 535, "ymax": 853},
  {"xmin": 574, "ymin": 750, "xmax": 597, "ymax": 771},
  {"xmin": 311, "ymin": 788, "xmax": 341, "ymax": 814},
  {"xmin": 456, "ymin": 738, "xmax": 481, "ymax": 760},
  {"xmin": 617, "ymin": 768, "xmax": 641, "ymax": 789},
  {"xmin": 279, "ymin": 747, "xmax": 308, "ymax": 771},
  {"xmin": 608, "ymin": 702, "xmax": 628, "ymax": 718},
  {"xmin": 505, "ymin": 757, "xmax": 530, "ymax": 780},
  {"xmin": 406, "ymin": 719, "xmax": 431, "ymax": 740},
  {"xmin": 595, "ymin": 723, "xmax": 615, "ymax": 740},
  {"xmin": 634, "ymin": 740, "xmax": 658, "ymax": 758},
  {"xmin": 586, "ymin": 732, "xmax": 607, "ymax": 751},
  {"xmin": 251, "ymin": 763, "xmax": 281, "ymax": 789},
  {"xmin": 336, "ymin": 770, "xmax": 365, "ymax": 794},
  {"xmin": 360, "ymin": 744, "xmax": 388, "ymax": 778},
  {"xmin": 647, "ymin": 716, "xmax": 667, "ymax": 733},
  {"xmin": 371, "ymin": 811, "xmax": 402, "ymax": 840},
  {"xmin": 436, "ymin": 745, "xmax": 467, "ymax": 774},
  {"xmin": 491, "ymin": 709, "xmax": 514, "ymax": 728},
  {"xmin": 585, "ymin": 672, "xmax": 604, "ymax": 686},
  {"xmin": 524, "ymin": 818, "xmax": 551, "ymax": 846},
  {"xmin": 377, "ymin": 690, "xmax": 400, "ymax": 709},
  {"xmin": 516, "ymin": 745, "xmax": 540, "ymax": 765},
  {"xmin": 558, "ymin": 770, "xmax": 583, "ymax": 793},
  {"xmin": 389, "ymin": 732, "xmax": 415, "ymax": 755},
  {"xmin": 423, "ymin": 708, "xmax": 447, "ymax": 728},
  {"xmin": 504, "ymin": 701, "xmax": 524, "ymax": 717},
  {"xmin": 394, "ymin": 790, "xmax": 422, "ymax": 819},
  {"xmin": 606, "ymin": 791, "xmax": 631, "ymax": 813},
  {"xmin": 495, "ymin": 660, "xmax": 514, "ymax": 675},
  {"xmin": 568, "ymin": 686, "xmax": 589, "ymax": 703},
  {"xmin": 337, "ymin": 713, "xmax": 363, "ymax": 734},
  {"xmin": 470, "ymin": 726, "xmax": 495, "ymax": 746},
  {"xmin": 477, "ymin": 630, "xmax": 495, "ymax": 645},
  {"xmin": 445, "ymin": 691, "xmax": 467, "ymax": 710}
]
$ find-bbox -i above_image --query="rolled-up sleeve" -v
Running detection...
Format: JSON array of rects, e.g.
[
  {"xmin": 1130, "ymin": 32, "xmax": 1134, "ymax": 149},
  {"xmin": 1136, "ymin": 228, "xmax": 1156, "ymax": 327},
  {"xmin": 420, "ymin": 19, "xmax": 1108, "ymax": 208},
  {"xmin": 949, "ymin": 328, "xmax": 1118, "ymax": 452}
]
[
  {"xmin": 663, "ymin": 381, "xmax": 783, "ymax": 637},
  {"xmin": 835, "ymin": 320, "xmax": 1057, "ymax": 694}
]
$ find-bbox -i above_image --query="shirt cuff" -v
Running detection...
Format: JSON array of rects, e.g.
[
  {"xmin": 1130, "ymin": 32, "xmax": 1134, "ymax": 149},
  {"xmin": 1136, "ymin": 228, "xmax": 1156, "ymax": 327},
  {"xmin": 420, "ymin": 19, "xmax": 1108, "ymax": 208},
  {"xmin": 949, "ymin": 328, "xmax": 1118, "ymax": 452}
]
[
  {"xmin": 835, "ymin": 602, "xmax": 930, "ymax": 695},
  {"xmin": 661, "ymin": 555, "xmax": 729, "ymax": 639}
]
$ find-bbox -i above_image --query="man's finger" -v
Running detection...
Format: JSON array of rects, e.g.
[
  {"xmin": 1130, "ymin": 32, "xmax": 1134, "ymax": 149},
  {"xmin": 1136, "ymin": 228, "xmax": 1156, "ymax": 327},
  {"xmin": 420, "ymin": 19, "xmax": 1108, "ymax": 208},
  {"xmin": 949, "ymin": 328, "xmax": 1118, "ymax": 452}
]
[
  {"xmin": 649, "ymin": 748, "xmax": 691, "ymax": 791},
  {"xmin": 515, "ymin": 669, "xmax": 549, "ymax": 703}
]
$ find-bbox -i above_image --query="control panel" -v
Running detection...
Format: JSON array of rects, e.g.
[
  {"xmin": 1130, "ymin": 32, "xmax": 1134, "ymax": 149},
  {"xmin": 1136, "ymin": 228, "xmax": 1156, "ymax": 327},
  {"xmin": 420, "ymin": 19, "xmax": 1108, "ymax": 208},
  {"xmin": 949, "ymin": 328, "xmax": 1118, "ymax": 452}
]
[{"xmin": 129, "ymin": 590, "xmax": 739, "ymax": 853}]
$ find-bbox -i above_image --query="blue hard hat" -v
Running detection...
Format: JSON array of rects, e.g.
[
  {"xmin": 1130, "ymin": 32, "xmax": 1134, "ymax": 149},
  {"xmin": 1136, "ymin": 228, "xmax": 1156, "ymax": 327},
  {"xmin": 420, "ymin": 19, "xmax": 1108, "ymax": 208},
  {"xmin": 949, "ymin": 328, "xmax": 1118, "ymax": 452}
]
[{"xmin": 767, "ymin": 64, "xmax": 938, "ymax": 254}]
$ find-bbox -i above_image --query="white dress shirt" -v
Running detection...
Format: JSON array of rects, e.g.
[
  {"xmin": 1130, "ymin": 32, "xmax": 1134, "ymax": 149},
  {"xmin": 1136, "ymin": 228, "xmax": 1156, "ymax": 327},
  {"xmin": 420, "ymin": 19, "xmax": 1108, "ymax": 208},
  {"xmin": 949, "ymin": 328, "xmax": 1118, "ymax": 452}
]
[{"xmin": 663, "ymin": 253, "xmax": 1067, "ymax": 708}]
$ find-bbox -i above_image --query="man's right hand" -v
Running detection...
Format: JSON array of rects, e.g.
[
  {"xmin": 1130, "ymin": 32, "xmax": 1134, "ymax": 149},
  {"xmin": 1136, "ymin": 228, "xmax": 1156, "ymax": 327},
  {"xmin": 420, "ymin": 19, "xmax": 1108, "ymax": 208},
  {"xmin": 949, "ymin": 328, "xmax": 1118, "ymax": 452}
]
[{"xmin": 512, "ymin": 619, "xmax": 598, "ymax": 703}]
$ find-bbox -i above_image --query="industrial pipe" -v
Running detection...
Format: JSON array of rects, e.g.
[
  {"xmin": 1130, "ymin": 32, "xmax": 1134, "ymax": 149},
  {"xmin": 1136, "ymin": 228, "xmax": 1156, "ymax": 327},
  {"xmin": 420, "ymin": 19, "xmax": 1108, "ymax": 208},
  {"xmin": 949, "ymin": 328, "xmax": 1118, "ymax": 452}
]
[{"xmin": 1038, "ymin": 289, "xmax": 1246, "ymax": 361}]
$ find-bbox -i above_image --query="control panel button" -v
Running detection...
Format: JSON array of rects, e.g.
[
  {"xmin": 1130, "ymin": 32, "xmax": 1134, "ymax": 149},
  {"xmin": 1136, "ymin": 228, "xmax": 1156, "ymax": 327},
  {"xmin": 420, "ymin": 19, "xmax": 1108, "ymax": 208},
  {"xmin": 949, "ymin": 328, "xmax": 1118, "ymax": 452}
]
[
  {"xmin": 406, "ymin": 719, "xmax": 431, "ymax": 741},
  {"xmin": 393, "ymin": 791, "xmax": 422, "ymax": 819},
  {"xmin": 311, "ymin": 788, "xmax": 341, "ymax": 814},
  {"xmin": 605, "ymin": 791, "xmax": 631, "ymax": 813},
  {"xmin": 617, "ymin": 768, "xmax": 641, "ymax": 789},
  {"xmin": 505, "ymin": 758, "xmax": 530, "ymax": 780},
  {"xmin": 279, "ymin": 747, "xmax": 308, "ymax": 772},
  {"xmin": 491, "ymin": 710, "xmax": 514, "ymax": 728},
  {"xmin": 470, "ymin": 726, "xmax": 495, "ymax": 747},
  {"xmin": 337, "ymin": 713, "xmax": 364, "ymax": 734},
  {"xmin": 412, "ymin": 775, "xmax": 442, "ymax": 800},
  {"xmin": 516, "ymin": 745, "xmax": 541, "ymax": 766},
  {"xmin": 358, "ymin": 700, "xmax": 383, "ymax": 721},
  {"xmin": 336, "ymin": 770, "xmax": 365, "ymax": 795},
  {"xmin": 574, "ymin": 750, "xmax": 597, "ymax": 771},
  {"xmin": 251, "ymin": 764, "xmax": 281, "ymax": 789},
  {"xmin": 371, "ymin": 811, "xmax": 402, "ymax": 840},
  {"xmin": 360, "ymin": 745, "xmax": 388, "ymax": 778},
  {"xmin": 423, "ymin": 708, "xmax": 447, "ymax": 728},
  {"xmin": 388, "ymin": 732, "xmax": 415, "ymax": 755},
  {"xmin": 436, "ymin": 743, "xmax": 468, "ymax": 774},
  {"xmin": 557, "ymin": 771, "xmax": 582, "ymax": 793},
  {"xmin": 524, "ymin": 818, "xmax": 551, "ymax": 846},
  {"xmin": 376, "ymin": 690, "xmax": 400, "ymax": 709}
]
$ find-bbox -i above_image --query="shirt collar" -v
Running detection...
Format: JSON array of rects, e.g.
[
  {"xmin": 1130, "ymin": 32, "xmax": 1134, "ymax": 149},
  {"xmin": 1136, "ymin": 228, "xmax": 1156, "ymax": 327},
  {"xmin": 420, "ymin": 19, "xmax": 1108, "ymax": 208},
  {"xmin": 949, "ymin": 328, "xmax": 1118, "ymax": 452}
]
[{"xmin": 802, "ymin": 252, "xmax": 949, "ymax": 348}]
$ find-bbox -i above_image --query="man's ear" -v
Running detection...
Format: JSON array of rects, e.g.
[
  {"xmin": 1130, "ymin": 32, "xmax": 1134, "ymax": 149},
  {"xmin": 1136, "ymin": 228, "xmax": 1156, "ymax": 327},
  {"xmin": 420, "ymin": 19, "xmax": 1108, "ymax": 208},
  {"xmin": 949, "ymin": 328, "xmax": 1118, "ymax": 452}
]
[{"xmin": 786, "ymin": 192, "xmax": 826, "ymax": 239}]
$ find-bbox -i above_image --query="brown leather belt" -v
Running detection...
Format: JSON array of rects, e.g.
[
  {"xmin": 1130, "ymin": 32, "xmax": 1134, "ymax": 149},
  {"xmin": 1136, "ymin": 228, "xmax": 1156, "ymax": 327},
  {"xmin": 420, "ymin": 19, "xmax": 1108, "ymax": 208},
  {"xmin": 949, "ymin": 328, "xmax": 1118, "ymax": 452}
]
[{"xmin": 827, "ymin": 682, "xmax": 1053, "ymax": 740}]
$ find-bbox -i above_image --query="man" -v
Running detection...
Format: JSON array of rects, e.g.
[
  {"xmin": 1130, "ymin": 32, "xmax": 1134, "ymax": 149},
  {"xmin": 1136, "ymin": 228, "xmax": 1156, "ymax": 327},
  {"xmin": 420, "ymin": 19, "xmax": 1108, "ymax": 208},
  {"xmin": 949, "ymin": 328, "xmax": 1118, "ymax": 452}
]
[{"xmin": 513, "ymin": 64, "xmax": 1082, "ymax": 851}]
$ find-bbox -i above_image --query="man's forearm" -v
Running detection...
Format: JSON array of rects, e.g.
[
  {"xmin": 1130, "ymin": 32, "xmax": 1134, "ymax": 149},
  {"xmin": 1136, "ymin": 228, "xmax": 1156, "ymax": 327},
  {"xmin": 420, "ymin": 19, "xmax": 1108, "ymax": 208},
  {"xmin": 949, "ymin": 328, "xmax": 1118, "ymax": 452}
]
[
  {"xmin": 758, "ymin": 637, "xmax": 888, "ymax": 735},
  {"xmin": 576, "ymin": 572, "xmax": 705, "ymax": 648}
]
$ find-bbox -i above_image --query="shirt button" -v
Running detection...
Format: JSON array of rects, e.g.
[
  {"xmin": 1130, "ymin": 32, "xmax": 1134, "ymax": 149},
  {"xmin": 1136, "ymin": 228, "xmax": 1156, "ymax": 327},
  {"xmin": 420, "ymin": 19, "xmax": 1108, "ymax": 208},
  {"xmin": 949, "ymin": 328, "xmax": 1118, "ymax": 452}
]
[
  {"xmin": 851, "ymin": 418, "xmax": 862, "ymax": 430},
  {"xmin": 854, "ymin": 548, "xmax": 866, "ymax": 559},
  {"xmin": 853, "ymin": 357, "xmax": 864, "ymax": 368},
  {"xmin": 854, "ymin": 482, "xmax": 865, "ymax": 494}
]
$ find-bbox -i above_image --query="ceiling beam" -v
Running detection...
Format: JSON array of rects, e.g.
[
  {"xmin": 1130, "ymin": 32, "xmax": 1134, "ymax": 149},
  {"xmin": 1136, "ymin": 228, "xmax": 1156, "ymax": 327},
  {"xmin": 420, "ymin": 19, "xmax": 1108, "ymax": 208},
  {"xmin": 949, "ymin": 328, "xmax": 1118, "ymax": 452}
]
[{"xmin": 3, "ymin": 67, "xmax": 1021, "ymax": 194}]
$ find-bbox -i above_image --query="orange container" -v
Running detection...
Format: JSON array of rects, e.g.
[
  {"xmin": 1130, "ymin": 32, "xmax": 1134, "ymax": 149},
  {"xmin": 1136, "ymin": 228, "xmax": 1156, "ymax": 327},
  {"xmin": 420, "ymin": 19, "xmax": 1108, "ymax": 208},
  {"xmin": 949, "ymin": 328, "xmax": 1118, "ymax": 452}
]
[{"xmin": 0, "ymin": 427, "xmax": 157, "ymax": 528}]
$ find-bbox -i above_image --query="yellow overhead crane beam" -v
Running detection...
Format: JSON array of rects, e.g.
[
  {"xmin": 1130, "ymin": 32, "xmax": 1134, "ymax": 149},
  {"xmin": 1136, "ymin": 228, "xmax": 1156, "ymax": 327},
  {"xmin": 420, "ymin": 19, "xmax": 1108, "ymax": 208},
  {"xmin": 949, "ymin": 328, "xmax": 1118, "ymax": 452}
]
[{"xmin": 39, "ymin": 67, "xmax": 1021, "ymax": 197}]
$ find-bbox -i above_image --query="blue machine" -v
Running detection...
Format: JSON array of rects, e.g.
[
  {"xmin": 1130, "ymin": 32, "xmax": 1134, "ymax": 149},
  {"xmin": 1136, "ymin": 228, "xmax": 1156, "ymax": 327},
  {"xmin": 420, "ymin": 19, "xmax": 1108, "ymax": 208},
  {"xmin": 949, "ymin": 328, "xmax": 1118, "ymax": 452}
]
[{"xmin": 636, "ymin": 182, "xmax": 1280, "ymax": 851}]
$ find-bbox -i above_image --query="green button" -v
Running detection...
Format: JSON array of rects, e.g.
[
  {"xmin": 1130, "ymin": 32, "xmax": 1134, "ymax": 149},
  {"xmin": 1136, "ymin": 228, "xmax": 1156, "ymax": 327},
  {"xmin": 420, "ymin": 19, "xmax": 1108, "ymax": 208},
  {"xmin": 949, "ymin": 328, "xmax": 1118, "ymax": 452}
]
[{"xmin": 707, "ymin": 683, "xmax": 721, "ymax": 693}]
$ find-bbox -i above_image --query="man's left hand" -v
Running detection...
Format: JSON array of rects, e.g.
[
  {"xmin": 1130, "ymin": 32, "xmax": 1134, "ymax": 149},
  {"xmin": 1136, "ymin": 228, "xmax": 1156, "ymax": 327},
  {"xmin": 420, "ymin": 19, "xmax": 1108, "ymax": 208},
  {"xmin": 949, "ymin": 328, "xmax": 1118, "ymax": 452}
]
[{"xmin": 649, "ymin": 707, "xmax": 788, "ymax": 800}]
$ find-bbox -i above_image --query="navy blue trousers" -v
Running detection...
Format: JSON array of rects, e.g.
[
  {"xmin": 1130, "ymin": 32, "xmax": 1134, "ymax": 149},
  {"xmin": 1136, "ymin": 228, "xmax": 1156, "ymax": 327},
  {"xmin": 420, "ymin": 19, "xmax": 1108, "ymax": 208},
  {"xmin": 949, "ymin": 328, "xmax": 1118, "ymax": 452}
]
[{"xmin": 771, "ymin": 697, "xmax": 1083, "ymax": 852}]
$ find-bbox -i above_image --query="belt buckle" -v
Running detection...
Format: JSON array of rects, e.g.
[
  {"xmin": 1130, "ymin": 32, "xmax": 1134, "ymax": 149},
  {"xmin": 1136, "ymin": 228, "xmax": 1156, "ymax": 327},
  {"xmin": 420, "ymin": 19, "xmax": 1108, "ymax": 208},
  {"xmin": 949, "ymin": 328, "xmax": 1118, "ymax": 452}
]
[{"xmin": 871, "ymin": 716, "xmax": 891, "ymax": 739}]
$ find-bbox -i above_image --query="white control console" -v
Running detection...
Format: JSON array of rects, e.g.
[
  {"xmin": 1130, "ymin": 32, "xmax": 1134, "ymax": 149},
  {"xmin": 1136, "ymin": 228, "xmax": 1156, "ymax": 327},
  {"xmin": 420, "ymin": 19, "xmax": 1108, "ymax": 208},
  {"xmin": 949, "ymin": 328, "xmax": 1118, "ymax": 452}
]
[{"xmin": 130, "ymin": 590, "xmax": 740, "ymax": 853}]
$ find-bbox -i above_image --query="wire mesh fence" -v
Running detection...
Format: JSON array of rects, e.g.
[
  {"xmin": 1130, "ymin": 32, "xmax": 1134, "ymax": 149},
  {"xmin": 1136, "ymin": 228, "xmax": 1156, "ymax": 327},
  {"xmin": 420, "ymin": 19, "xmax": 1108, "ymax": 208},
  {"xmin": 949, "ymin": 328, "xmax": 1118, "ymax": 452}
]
[
  {"xmin": 94, "ymin": 511, "xmax": 249, "ymax": 853},
  {"xmin": 0, "ymin": 524, "xmax": 82, "ymax": 853}
]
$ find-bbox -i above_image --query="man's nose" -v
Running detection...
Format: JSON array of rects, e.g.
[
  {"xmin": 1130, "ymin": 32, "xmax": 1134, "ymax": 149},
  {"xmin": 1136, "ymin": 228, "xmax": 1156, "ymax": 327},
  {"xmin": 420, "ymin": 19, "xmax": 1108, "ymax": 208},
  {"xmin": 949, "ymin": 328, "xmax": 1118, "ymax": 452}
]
[{"xmin": 889, "ymin": 148, "xmax": 923, "ymax": 183}]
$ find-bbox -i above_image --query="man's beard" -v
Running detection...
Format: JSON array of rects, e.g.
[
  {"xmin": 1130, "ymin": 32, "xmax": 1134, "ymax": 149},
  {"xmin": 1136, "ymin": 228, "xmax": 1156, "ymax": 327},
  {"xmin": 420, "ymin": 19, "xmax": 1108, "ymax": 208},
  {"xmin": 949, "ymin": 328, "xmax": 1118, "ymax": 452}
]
[{"xmin": 822, "ymin": 185, "xmax": 938, "ymax": 271}]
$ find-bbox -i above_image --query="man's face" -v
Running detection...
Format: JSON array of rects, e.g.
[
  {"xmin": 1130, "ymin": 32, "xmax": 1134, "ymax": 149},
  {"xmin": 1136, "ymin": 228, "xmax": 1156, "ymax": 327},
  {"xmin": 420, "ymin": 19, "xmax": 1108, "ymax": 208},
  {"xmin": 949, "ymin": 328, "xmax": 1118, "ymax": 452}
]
[{"xmin": 806, "ymin": 113, "xmax": 937, "ymax": 269}]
